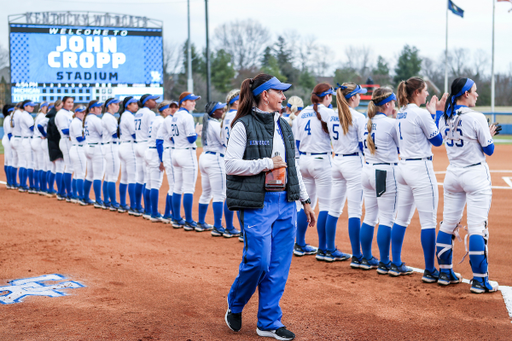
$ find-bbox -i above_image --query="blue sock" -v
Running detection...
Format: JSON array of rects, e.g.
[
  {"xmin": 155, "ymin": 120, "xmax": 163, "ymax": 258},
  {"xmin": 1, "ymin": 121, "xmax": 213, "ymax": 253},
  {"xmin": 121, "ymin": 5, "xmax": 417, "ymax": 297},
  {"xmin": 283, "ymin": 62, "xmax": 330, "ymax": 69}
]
[
  {"xmin": 436, "ymin": 231, "xmax": 453, "ymax": 273},
  {"xmin": 296, "ymin": 209, "xmax": 308, "ymax": 247},
  {"xmin": 20, "ymin": 167, "xmax": 28, "ymax": 189},
  {"xmin": 48, "ymin": 172, "xmax": 55, "ymax": 192},
  {"xmin": 198, "ymin": 203, "xmax": 208, "ymax": 224},
  {"xmin": 143, "ymin": 185, "xmax": 151, "ymax": 214},
  {"xmin": 108, "ymin": 182, "xmax": 118, "ymax": 207},
  {"xmin": 102, "ymin": 181, "xmax": 109, "ymax": 205},
  {"xmin": 12, "ymin": 167, "xmax": 19, "ymax": 187},
  {"xmin": 28, "ymin": 168, "xmax": 34, "ymax": 189},
  {"xmin": 4, "ymin": 166, "xmax": 9, "ymax": 185},
  {"xmin": 360, "ymin": 223, "xmax": 375, "ymax": 259},
  {"xmin": 64, "ymin": 173, "xmax": 72, "ymax": 197},
  {"xmin": 348, "ymin": 217, "xmax": 362, "ymax": 259},
  {"xmin": 421, "ymin": 229, "xmax": 436, "ymax": 272},
  {"xmin": 150, "ymin": 189, "xmax": 159, "ymax": 217},
  {"xmin": 93, "ymin": 180, "xmax": 102, "ymax": 203},
  {"xmin": 84, "ymin": 180, "xmax": 92, "ymax": 201},
  {"xmin": 76, "ymin": 179, "xmax": 84, "ymax": 200},
  {"xmin": 40, "ymin": 171, "xmax": 47, "ymax": 192},
  {"xmin": 33, "ymin": 170, "xmax": 40, "ymax": 191},
  {"xmin": 119, "ymin": 183, "xmax": 127, "ymax": 207},
  {"xmin": 213, "ymin": 202, "xmax": 223, "ymax": 228},
  {"xmin": 72, "ymin": 179, "xmax": 77, "ymax": 198},
  {"xmin": 128, "ymin": 183, "xmax": 136, "ymax": 210},
  {"xmin": 377, "ymin": 225, "xmax": 392, "ymax": 264},
  {"xmin": 56, "ymin": 172, "xmax": 64, "ymax": 195},
  {"xmin": 469, "ymin": 235, "xmax": 487, "ymax": 279},
  {"xmin": 135, "ymin": 183, "xmax": 143, "ymax": 210},
  {"xmin": 172, "ymin": 193, "xmax": 182, "ymax": 221},
  {"xmin": 317, "ymin": 211, "xmax": 328, "ymax": 251},
  {"xmin": 325, "ymin": 214, "xmax": 339, "ymax": 251},
  {"xmin": 183, "ymin": 193, "xmax": 194, "ymax": 222},
  {"xmin": 224, "ymin": 201, "xmax": 234, "ymax": 230},
  {"xmin": 164, "ymin": 194, "xmax": 172, "ymax": 217},
  {"xmin": 391, "ymin": 223, "xmax": 407, "ymax": 265}
]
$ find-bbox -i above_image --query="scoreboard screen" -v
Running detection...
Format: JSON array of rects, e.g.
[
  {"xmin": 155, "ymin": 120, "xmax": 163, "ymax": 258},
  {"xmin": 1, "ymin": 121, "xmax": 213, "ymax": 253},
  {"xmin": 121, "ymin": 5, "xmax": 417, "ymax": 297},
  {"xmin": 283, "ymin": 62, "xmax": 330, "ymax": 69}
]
[{"xmin": 9, "ymin": 23, "xmax": 163, "ymax": 103}]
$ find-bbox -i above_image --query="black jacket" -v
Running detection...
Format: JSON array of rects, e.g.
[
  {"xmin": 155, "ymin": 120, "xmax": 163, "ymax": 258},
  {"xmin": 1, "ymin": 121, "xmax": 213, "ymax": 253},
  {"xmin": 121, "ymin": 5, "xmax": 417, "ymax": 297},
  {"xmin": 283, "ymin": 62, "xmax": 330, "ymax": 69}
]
[{"xmin": 46, "ymin": 108, "xmax": 63, "ymax": 162}]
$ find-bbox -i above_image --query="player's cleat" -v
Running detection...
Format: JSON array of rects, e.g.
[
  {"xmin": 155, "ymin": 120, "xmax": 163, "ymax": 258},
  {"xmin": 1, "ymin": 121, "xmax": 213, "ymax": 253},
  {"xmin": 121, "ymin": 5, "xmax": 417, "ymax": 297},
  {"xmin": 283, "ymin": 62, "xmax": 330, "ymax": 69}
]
[
  {"xmin": 46, "ymin": 191, "xmax": 57, "ymax": 198},
  {"xmin": 223, "ymin": 227, "xmax": 241, "ymax": 238},
  {"xmin": 162, "ymin": 214, "xmax": 173, "ymax": 221},
  {"xmin": 324, "ymin": 249, "xmax": 350, "ymax": 262},
  {"xmin": 184, "ymin": 220, "xmax": 197, "ymax": 231},
  {"xmin": 171, "ymin": 218, "xmax": 186, "ymax": 229},
  {"xmin": 438, "ymin": 270, "xmax": 462, "ymax": 286},
  {"xmin": 56, "ymin": 194, "xmax": 66, "ymax": 200},
  {"xmin": 350, "ymin": 256, "xmax": 363, "ymax": 269},
  {"xmin": 195, "ymin": 222, "xmax": 213, "ymax": 232},
  {"xmin": 470, "ymin": 277, "xmax": 499, "ymax": 294},
  {"xmin": 93, "ymin": 201, "xmax": 104, "ymax": 209},
  {"xmin": 78, "ymin": 199, "xmax": 88, "ymax": 206},
  {"xmin": 225, "ymin": 308, "xmax": 242, "ymax": 332},
  {"xmin": 315, "ymin": 250, "xmax": 327, "ymax": 261},
  {"xmin": 102, "ymin": 202, "xmax": 111, "ymax": 210},
  {"xmin": 109, "ymin": 205, "xmax": 120, "ymax": 212},
  {"xmin": 422, "ymin": 268, "xmax": 440, "ymax": 283},
  {"xmin": 70, "ymin": 197, "xmax": 79, "ymax": 204},
  {"xmin": 376, "ymin": 261, "xmax": 392, "ymax": 275},
  {"xmin": 388, "ymin": 262, "xmax": 414, "ymax": 277},
  {"xmin": 117, "ymin": 205, "xmax": 130, "ymax": 213},
  {"xmin": 38, "ymin": 190, "xmax": 46, "ymax": 196},
  {"xmin": 360, "ymin": 257, "xmax": 379, "ymax": 270},
  {"xmin": 238, "ymin": 232, "xmax": 244, "ymax": 242},
  {"xmin": 150, "ymin": 213, "xmax": 166, "ymax": 223},
  {"xmin": 142, "ymin": 213, "xmax": 151, "ymax": 220},
  {"xmin": 85, "ymin": 198, "xmax": 95, "ymax": 205},
  {"xmin": 128, "ymin": 209, "xmax": 141, "ymax": 216},
  {"xmin": 211, "ymin": 226, "xmax": 226, "ymax": 237},
  {"xmin": 293, "ymin": 243, "xmax": 318, "ymax": 256},
  {"xmin": 19, "ymin": 188, "xmax": 28, "ymax": 193},
  {"xmin": 28, "ymin": 188, "xmax": 37, "ymax": 194},
  {"xmin": 256, "ymin": 327, "xmax": 295, "ymax": 340}
]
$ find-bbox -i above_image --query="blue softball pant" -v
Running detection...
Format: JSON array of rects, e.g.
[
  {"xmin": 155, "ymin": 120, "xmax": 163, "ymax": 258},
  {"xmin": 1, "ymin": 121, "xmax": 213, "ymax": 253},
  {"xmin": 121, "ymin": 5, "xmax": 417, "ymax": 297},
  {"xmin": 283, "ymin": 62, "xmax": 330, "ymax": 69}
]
[{"xmin": 227, "ymin": 191, "xmax": 296, "ymax": 331}]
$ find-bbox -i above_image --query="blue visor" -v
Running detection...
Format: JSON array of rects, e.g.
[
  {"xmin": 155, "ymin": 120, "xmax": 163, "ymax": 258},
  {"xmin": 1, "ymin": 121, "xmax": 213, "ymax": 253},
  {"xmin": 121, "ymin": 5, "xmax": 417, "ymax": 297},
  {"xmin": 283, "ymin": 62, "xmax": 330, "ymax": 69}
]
[
  {"xmin": 90, "ymin": 102, "xmax": 104, "ymax": 109},
  {"xmin": 209, "ymin": 102, "xmax": 226, "ymax": 115},
  {"xmin": 286, "ymin": 103, "xmax": 303, "ymax": 111},
  {"xmin": 179, "ymin": 93, "xmax": 201, "ymax": 105},
  {"xmin": 170, "ymin": 100, "xmax": 179, "ymax": 107},
  {"xmin": 7, "ymin": 107, "xmax": 14, "ymax": 112},
  {"xmin": 48, "ymin": 105, "xmax": 54, "ymax": 111},
  {"xmin": 229, "ymin": 95, "xmax": 239, "ymax": 105},
  {"xmin": 23, "ymin": 101, "xmax": 36, "ymax": 108},
  {"xmin": 40, "ymin": 102, "xmax": 49, "ymax": 108},
  {"xmin": 252, "ymin": 77, "xmax": 292, "ymax": 96},
  {"xmin": 316, "ymin": 88, "xmax": 336, "ymax": 98},
  {"xmin": 125, "ymin": 98, "xmax": 138, "ymax": 106},
  {"xmin": 75, "ymin": 106, "xmax": 86, "ymax": 113},
  {"xmin": 105, "ymin": 98, "xmax": 121, "ymax": 108},
  {"xmin": 374, "ymin": 93, "xmax": 397, "ymax": 106},
  {"xmin": 142, "ymin": 95, "xmax": 160, "ymax": 106},
  {"xmin": 344, "ymin": 85, "xmax": 368, "ymax": 99},
  {"xmin": 158, "ymin": 104, "xmax": 170, "ymax": 112}
]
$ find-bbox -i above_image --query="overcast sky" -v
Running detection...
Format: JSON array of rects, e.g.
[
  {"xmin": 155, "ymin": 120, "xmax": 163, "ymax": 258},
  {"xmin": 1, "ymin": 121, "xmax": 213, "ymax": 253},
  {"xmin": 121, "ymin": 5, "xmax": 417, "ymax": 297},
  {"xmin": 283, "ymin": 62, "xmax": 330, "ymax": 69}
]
[{"xmin": 1, "ymin": 0, "xmax": 511, "ymax": 75}]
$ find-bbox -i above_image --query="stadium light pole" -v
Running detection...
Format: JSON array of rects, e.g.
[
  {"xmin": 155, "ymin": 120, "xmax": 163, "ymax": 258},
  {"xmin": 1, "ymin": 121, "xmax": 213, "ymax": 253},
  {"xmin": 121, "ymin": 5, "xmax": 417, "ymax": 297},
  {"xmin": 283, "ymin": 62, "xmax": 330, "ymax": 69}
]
[
  {"xmin": 187, "ymin": 0, "xmax": 193, "ymax": 93},
  {"xmin": 444, "ymin": 3, "xmax": 449, "ymax": 93},
  {"xmin": 205, "ymin": 0, "xmax": 211, "ymax": 102}
]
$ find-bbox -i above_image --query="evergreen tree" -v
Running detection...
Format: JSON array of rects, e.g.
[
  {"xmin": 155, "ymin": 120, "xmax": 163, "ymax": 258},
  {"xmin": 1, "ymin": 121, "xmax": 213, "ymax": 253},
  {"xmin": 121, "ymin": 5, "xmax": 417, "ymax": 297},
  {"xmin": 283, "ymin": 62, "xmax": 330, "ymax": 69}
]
[
  {"xmin": 182, "ymin": 40, "xmax": 202, "ymax": 76},
  {"xmin": 274, "ymin": 36, "xmax": 299, "ymax": 84},
  {"xmin": 373, "ymin": 56, "xmax": 389, "ymax": 76},
  {"xmin": 298, "ymin": 68, "xmax": 316, "ymax": 91},
  {"xmin": 394, "ymin": 45, "xmax": 422, "ymax": 85},
  {"xmin": 210, "ymin": 49, "xmax": 236, "ymax": 93},
  {"xmin": 261, "ymin": 46, "xmax": 287, "ymax": 81}
]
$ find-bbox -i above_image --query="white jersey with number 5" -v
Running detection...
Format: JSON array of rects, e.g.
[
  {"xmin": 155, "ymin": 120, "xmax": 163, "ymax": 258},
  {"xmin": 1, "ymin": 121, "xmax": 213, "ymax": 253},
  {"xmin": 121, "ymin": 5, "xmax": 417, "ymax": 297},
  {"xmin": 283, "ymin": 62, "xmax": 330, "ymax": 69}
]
[
  {"xmin": 327, "ymin": 107, "xmax": 366, "ymax": 155},
  {"xmin": 295, "ymin": 104, "xmax": 332, "ymax": 153},
  {"xmin": 439, "ymin": 107, "xmax": 493, "ymax": 167},
  {"xmin": 396, "ymin": 103, "xmax": 439, "ymax": 159}
]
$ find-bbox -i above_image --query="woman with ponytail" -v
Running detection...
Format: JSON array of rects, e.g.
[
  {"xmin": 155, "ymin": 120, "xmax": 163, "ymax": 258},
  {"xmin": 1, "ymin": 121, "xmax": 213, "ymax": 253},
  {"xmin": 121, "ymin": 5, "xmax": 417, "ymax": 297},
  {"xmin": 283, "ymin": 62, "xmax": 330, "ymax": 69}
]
[
  {"xmin": 2, "ymin": 104, "xmax": 15, "ymax": 189},
  {"xmin": 325, "ymin": 82, "xmax": 368, "ymax": 266},
  {"xmin": 391, "ymin": 76, "xmax": 446, "ymax": 282},
  {"xmin": 359, "ymin": 88, "xmax": 400, "ymax": 274},
  {"xmin": 293, "ymin": 83, "xmax": 334, "ymax": 260},
  {"xmin": 31, "ymin": 102, "xmax": 49, "ymax": 194},
  {"xmin": 83, "ymin": 100, "xmax": 105, "ymax": 207},
  {"xmin": 224, "ymin": 73, "xmax": 314, "ymax": 340},
  {"xmin": 69, "ymin": 105, "xmax": 87, "ymax": 205},
  {"xmin": 436, "ymin": 77, "xmax": 500, "ymax": 293},
  {"xmin": 283, "ymin": 96, "xmax": 304, "ymax": 127},
  {"xmin": 101, "ymin": 98, "xmax": 121, "ymax": 211}
]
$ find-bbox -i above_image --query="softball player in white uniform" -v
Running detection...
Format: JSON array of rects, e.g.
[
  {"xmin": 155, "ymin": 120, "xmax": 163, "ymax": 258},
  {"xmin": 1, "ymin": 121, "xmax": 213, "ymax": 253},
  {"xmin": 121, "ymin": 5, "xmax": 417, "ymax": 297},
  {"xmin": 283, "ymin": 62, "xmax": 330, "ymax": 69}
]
[
  {"xmin": 325, "ymin": 83, "xmax": 367, "ymax": 266},
  {"xmin": 359, "ymin": 88, "xmax": 400, "ymax": 273},
  {"xmin": 294, "ymin": 83, "xmax": 334, "ymax": 260},
  {"xmin": 55, "ymin": 97, "xmax": 75, "ymax": 200},
  {"xmin": 391, "ymin": 77, "xmax": 445, "ymax": 282},
  {"xmin": 118, "ymin": 97, "xmax": 139, "ymax": 214},
  {"xmin": 102, "ymin": 98, "xmax": 121, "ymax": 211},
  {"xmin": 83, "ymin": 101, "xmax": 105, "ymax": 207},
  {"xmin": 171, "ymin": 92, "xmax": 200, "ymax": 230},
  {"xmin": 134, "ymin": 94, "xmax": 159, "ymax": 216},
  {"xmin": 69, "ymin": 106, "xmax": 87, "ymax": 205},
  {"xmin": 437, "ymin": 78, "xmax": 500, "ymax": 293},
  {"xmin": 32, "ymin": 103, "xmax": 49, "ymax": 194},
  {"xmin": 2, "ymin": 106, "xmax": 15, "ymax": 189},
  {"xmin": 9, "ymin": 105, "xmax": 22, "ymax": 189},
  {"xmin": 37, "ymin": 105, "xmax": 57, "ymax": 196},
  {"xmin": 12, "ymin": 101, "xmax": 35, "ymax": 192}
]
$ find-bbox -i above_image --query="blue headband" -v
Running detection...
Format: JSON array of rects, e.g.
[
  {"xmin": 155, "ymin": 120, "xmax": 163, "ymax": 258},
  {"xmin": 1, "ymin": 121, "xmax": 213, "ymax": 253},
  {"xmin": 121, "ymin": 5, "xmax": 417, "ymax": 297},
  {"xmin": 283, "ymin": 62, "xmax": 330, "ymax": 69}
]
[
  {"xmin": 125, "ymin": 98, "xmax": 138, "ymax": 106},
  {"xmin": 75, "ymin": 106, "xmax": 86, "ymax": 113},
  {"xmin": 159, "ymin": 104, "xmax": 170, "ymax": 112},
  {"xmin": 40, "ymin": 102, "xmax": 48, "ymax": 108},
  {"xmin": 90, "ymin": 102, "xmax": 103, "ymax": 109},
  {"xmin": 374, "ymin": 93, "xmax": 397, "ymax": 106},
  {"xmin": 446, "ymin": 78, "xmax": 475, "ymax": 118},
  {"xmin": 252, "ymin": 77, "xmax": 292, "ymax": 96},
  {"xmin": 315, "ymin": 88, "xmax": 335, "ymax": 98},
  {"xmin": 286, "ymin": 103, "xmax": 303, "ymax": 111},
  {"xmin": 7, "ymin": 107, "xmax": 14, "ymax": 112},
  {"xmin": 335, "ymin": 83, "xmax": 347, "ymax": 91},
  {"xmin": 229, "ymin": 95, "xmax": 239, "ymax": 105},
  {"xmin": 344, "ymin": 85, "xmax": 368, "ymax": 99}
]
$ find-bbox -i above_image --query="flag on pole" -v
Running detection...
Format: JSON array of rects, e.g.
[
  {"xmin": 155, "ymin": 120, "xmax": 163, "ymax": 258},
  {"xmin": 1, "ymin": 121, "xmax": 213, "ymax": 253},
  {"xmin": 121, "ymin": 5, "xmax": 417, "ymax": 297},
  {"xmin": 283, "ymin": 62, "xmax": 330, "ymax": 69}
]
[
  {"xmin": 497, "ymin": 0, "xmax": 512, "ymax": 12},
  {"xmin": 448, "ymin": 0, "xmax": 464, "ymax": 18}
]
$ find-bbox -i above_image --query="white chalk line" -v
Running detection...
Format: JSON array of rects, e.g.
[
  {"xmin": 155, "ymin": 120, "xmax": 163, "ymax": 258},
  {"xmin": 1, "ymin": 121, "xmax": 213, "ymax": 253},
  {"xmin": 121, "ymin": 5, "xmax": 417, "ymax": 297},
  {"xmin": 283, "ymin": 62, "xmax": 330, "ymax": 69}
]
[{"xmin": 435, "ymin": 170, "xmax": 512, "ymax": 190}]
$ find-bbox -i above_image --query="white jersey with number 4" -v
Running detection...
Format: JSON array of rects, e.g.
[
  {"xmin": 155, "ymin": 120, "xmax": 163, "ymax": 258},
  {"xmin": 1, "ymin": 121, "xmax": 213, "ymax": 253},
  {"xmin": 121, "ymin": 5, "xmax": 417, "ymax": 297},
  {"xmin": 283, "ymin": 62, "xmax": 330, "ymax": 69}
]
[
  {"xmin": 439, "ymin": 107, "xmax": 493, "ymax": 167},
  {"xmin": 295, "ymin": 104, "xmax": 332, "ymax": 153}
]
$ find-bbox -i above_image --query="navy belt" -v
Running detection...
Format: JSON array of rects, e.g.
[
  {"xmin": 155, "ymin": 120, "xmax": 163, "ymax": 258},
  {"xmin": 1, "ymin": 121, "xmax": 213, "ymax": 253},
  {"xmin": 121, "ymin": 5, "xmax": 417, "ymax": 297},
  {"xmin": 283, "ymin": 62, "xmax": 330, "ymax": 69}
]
[
  {"xmin": 14, "ymin": 135, "xmax": 22, "ymax": 138},
  {"xmin": 72, "ymin": 144, "xmax": 83, "ymax": 147},
  {"xmin": 205, "ymin": 151, "xmax": 225, "ymax": 157},
  {"xmin": 335, "ymin": 152, "xmax": 359, "ymax": 157},
  {"xmin": 367, "ymin": 162, "xmax": 397, "ymax": 166},
  {"xmin": 88, "ymin": 143, "xmax": 99, "ymax": 145},
  {"xmin": 164, "ymin": 147, "xmax": 175, "ymax": 150},
  {"xmin": 149, "ymin": 146, "xmax": 157, "ymax": 149},
  {"xmin": 464, "ymin": 162, "xmax": 482, "ymax": 168},
  {"xmin": 102, "ymin": 141, "xmax": 118, "ymax": 145},
  {"xmin": 299, "ymin": 152, "xmax": 328, "ymax": 155},
  {"xmin": 121, "ymin": 140, "xmax": 135, "ymax": 143},
  {"xmin": 404, "ymin": 156, "xmax": 433, "ymax": 161}
]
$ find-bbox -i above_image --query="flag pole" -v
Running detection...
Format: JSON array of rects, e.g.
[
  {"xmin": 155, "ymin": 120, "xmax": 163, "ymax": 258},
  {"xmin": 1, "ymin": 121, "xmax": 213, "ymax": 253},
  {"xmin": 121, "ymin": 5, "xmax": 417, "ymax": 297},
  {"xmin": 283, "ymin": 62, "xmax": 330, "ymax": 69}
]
[
  {"xmin": 491, "ymin": 0, "xmax": 496, "ymax": 122},
  {"xmin": 187, "ymin": 0, "xmax": 193, "ymax": 93},
  {"xmin": 444, "ymin": 1, "xmax": 449, "ymax": 93}
]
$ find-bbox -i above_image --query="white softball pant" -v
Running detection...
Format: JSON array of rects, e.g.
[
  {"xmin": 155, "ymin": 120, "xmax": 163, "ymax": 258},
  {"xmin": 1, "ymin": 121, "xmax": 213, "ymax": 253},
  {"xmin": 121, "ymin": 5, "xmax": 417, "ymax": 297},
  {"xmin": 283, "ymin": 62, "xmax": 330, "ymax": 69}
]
[
  {"xmin": 2, "ymin": 136, "xmax": 12, "ymax": 167},
  {"xmin": 144, "ymin": 147, "xmax": 164, "ymax": 190},
  {"xmin": 41, "ymin": 140, "xmax": 52, "ymax": 172},
  {"xmin": 328, "ymin": 155, "xmax": 363, "ymax": 218},
  {"xmin": 395, "ymin": 160, "xmax": 438, "ymax": 230},
  {"xmin": 298, "ymin": 153, "xmax": 332, "ymax": 211},
  {"xmin": 172, "ymin": 148, "xmax": 198, "ymax": 195},
  {"xmin": 119, "ymin": 141, "xmax": 137, "ymax": 184},
  {"xmin": 15, "ymin": 138, "xmax": 34, "ymax": 169},
  {"xmin": 135, "ymin": 141, "xmax": 148, "ymax": 184},
  {"xmin": 440, "ymin": 163, "xmax": 492, "ymax": 237},
  {"xmin": 69, "ymin": 145, "xmax": 86, "ymax": 179},
  {"xmin": 59, "ymin": 138, "xmax": 73, "ymax": 174},
  {"xmin": 198, "ymin": 152, "xmax": 226, "ymax": 205},
  {"xmin": 163, "ymin": 147, "xmax": 175, "ymax": 195},
  {"xmin": 10, "ymin": 136, "xmax": 21, "ymax": 168},
  {"xmin": 30, "ymin": 137, "xmax": 45, "ymax": 171},
  {"xmin": 362, "ymin": 163, "xmax": 398, "ymax": 227},
  {"xmin": 85, "ymin": 144, "xmax": 104, "ymax": 181},
  {"xmin": 103, "ymin": 142, "xmax": 120, "ymax": 182},
  {"xmin": 54, "ymin": 158, "xmax": 64, "ymax": 173}
]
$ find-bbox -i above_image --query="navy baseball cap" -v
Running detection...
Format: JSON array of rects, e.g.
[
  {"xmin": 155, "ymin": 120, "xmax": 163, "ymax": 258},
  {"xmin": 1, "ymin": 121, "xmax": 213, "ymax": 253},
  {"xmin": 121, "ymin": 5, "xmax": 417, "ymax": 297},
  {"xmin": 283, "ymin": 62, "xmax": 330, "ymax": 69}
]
[{"xmin": 140, "ymin": 94, "xmax": 160, "ymax": 106}]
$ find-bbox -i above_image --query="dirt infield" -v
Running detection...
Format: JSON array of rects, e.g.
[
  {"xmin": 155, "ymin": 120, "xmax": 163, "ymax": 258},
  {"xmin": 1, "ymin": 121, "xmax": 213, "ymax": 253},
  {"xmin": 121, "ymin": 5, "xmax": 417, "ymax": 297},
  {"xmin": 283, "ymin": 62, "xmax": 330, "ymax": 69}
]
[{"xmin": 0, "ymin": 146, "xmax": 511, "ymax": 340}]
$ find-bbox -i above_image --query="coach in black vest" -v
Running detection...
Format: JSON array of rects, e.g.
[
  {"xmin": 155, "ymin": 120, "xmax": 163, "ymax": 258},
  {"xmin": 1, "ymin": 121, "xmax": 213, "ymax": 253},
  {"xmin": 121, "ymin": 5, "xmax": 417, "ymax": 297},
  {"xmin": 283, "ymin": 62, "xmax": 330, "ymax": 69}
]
[{"xmin": 224, "ymin": 74, "xmax": 315, "ymax": 341}]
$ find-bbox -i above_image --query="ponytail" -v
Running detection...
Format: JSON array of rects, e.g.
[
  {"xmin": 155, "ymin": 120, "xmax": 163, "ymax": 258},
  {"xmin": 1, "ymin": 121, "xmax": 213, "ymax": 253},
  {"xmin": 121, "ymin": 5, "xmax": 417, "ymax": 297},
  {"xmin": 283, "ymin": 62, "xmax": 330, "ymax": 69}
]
[
  {"xmin": 366, "ymin": 87, "xmax": 394, "ymax": 155},
  {"xmin": 83, "ymin": 100, "xmax": 98, "ymax": 131},
  {"xmin": 310, "ymin": 83, "xmax": 332, "ymax": 135},
  {"xmin": 396, "ymin": 77, "xmax": 425, "ymax": 108},
  {"xmin": 335, "ymin": 84, "xmax": 357, "ymax": 135},
  {"xmin": 231, "ymin": 74, "xmax": 273, "ymax": 128},
  {"xmin": 312, "ymin": 103, "xmax": 329, "ymax": 134}
]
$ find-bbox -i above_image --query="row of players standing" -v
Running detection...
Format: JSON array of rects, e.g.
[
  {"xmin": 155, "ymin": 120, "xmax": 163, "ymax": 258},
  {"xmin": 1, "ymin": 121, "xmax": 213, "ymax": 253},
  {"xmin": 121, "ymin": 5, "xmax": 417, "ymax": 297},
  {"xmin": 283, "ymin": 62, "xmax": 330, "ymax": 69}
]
[{"xmin": 286, "ymin": 76, "xmax": 500, "ymax": 294}]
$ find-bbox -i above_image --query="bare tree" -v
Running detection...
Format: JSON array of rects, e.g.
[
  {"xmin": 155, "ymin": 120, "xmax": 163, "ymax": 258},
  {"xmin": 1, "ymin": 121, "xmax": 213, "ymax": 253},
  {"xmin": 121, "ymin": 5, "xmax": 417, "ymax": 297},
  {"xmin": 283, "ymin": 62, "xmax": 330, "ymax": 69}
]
[
  {"xmin": 344, "ymin": 45, "xmax": 373, "ymax": 78},
  {"xmin": 313, "ymin": 45, "xmax": 334, "ymax": 77},
  {"xmin": 296, "ymin": 35, "xmax": 317, "ymax": 72},
  {"xmin": 449, "ymin": 47, "xmax": 470, "ymax": 76},
  {"xmin": 214, "ymin": 19, "xmax": 270, "ymax": 71},
  {"xmin": 473, "ymin": 49, "xmax": 489, "ymax": 77},
  {"xmin": 0, "ymin": 44, "xmax": 8, "ymax": 69},
  {"xmin": 163, "ymin": 41, "xmax": 182, "ymax": 100}
]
